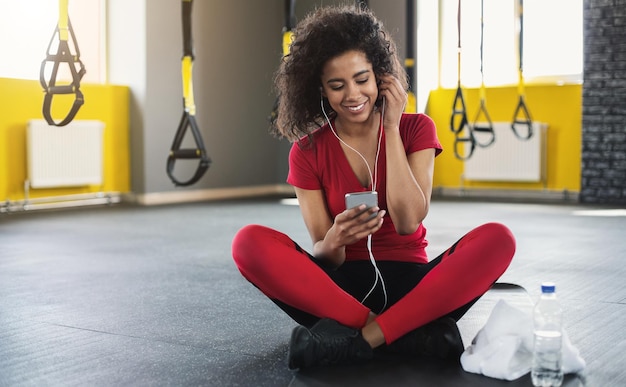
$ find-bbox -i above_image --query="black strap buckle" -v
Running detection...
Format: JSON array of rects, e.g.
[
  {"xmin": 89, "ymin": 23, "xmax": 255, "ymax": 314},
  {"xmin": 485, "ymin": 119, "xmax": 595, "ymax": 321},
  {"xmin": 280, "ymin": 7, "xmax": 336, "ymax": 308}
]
[{"xmin": 39, "ymin": 18, "xmax": 86, "ymax": 127}]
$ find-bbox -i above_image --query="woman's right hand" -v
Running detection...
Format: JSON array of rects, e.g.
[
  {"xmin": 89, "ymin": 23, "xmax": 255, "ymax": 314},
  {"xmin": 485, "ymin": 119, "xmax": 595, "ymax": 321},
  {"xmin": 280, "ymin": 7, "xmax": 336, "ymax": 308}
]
[
  {"xmin": 294, "ymin": 187, "xmax": 385, "ymax": 268},
  {"xmin": 327, "ymin": 205, "xmax": 386, "ymax": 250}
]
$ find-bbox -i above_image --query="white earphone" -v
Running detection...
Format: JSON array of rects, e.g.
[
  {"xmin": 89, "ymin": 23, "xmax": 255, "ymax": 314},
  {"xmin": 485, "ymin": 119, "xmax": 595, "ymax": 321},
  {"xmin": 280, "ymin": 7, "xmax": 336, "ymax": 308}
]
[{"xmin": 320, "ymin": 94, "xmax": 388, "ymax": 313}]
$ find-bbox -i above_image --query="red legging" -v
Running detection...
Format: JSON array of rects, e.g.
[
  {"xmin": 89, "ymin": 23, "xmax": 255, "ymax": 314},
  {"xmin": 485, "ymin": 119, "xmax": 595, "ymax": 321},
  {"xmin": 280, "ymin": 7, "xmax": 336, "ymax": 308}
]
[{"xmin": 232, "ymin": 222, "xmax": 515, "ymax": 344}]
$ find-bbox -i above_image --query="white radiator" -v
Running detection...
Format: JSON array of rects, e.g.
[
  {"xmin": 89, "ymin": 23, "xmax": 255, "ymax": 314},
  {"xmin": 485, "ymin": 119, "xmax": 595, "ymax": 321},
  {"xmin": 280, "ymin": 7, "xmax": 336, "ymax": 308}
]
[
  {"xmin": 463, "ymin": 122, "xmax": 547, "ymax": 182},
  {"xmin": 27, "ymin": 119, "xmax": 105, "ymax": 188}
]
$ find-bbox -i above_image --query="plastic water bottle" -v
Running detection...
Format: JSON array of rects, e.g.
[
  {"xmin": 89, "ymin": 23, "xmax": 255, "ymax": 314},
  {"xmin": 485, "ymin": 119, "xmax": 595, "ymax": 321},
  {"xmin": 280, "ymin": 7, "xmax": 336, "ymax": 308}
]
[{"xmin": 531, "ymin": 282, "xmax": 564, "ymax": 387}]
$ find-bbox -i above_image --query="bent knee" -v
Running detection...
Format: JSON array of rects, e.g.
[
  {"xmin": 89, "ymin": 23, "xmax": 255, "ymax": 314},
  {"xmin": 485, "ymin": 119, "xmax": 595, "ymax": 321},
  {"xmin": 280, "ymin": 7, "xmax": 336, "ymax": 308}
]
[
  {"xmin": 482, "ymin": 222, "xmax": 515, "ymax": 240},
  {"xmin": 232, "ymin": 224, "xmax": 290, "ymax": 267},
  {"xmin": 233, "ymin": 224, "xmax": 270, "ymax": 247},
  {"xmin": 482, "ymin": 222, "xmax": 516, "ymax": 260},
  {"xmin": 232, "ymin": 224, "xmax": 268, "ymax": 265}
]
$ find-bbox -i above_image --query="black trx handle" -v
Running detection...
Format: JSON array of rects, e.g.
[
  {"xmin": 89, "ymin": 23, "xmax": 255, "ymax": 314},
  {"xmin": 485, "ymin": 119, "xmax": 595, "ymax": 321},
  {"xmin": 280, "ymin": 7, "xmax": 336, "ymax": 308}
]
[
  {"xmin": 471, "ymin": 0, "xmax": 495, "ymax": 148},
  {"xmin": 167, "ymin": 111, "xmax": 210, "ymax": 187},
  {"xmin": 472, "ymin": 99, "xmax": 495, "ymax": 148},
  {"xmin": 454, "ymin": 131, "xmax": 477, "ymax": 162},
  {"xmin": 511, "ymin": 0, "xmax": 533, "ymax": 140},
  {"xmin": 167, "ymin": 0, "xmax": 211, "ymax": 187},
  {"xmin": 512, "ymin": 95, "xmax": 533, "ymax": 140},
  {"xmin": 450, "ymin": 85, "xmax": 468, "ymax": 135},
  {"xmin": 40, "ymin": 0, "xmax": 85, "ymax": 127}
]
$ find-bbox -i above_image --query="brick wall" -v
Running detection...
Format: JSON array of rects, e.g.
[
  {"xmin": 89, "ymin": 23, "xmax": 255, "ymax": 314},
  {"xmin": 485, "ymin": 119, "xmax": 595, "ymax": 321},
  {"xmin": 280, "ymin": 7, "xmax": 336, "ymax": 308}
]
[{"xmin": 581, "ymin": 0, "xmax": 626, "ymax": 204}]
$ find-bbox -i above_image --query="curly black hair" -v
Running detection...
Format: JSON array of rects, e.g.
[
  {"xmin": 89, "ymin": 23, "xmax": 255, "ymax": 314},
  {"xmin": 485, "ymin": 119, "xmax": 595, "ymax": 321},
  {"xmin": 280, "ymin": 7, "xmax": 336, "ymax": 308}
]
[{"xmin": 272, "ymin": 4, "xmax": 407, "ymax": 142}]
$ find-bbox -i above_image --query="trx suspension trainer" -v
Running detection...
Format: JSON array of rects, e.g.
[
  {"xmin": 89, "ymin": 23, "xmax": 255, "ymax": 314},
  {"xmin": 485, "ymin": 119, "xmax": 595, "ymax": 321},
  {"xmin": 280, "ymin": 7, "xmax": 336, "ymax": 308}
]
[
  {"xmin": 449, "ymin": 0, "xmax": 475, "ymax": 161},
  {"xmin": 511, "ymin": 0, "xmax": 533, "ymax": 140},
  {"xmin": 40, "ymin": 0, "xmax": 86, "ymax": 127},
  {"xmin": 166, "ymin": 0, "xmax": 211, "ymax": 187},
  {"xmin": 269, "ymin": 0, "xmax": 296, "ymax": 126},
  {"xmin": 471, "ymin": 0, "xmax": 495, "ymax": 148}
]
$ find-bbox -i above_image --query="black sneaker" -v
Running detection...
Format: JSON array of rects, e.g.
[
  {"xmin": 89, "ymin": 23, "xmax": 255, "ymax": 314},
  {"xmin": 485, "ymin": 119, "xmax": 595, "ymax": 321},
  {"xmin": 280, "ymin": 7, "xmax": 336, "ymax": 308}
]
[
  {"xmin": 288, "ymin": 318, "xmax": 374, "ymax": 370},
  {"xmin": 383, "ymin": 317, "xmax": 464, "ymax": 363}
]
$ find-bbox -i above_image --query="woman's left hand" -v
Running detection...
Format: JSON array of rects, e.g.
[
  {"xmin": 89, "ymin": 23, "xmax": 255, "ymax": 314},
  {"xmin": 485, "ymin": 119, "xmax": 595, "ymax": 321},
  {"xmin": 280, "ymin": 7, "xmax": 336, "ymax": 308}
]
[{"xmin": 377, "ymin": 74, "xmax": 408, "ymax": 131}]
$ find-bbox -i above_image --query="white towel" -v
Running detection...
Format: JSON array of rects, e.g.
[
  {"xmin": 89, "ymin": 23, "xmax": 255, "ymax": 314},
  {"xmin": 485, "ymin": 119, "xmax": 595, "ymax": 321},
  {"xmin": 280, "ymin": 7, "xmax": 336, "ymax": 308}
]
[{"xmin": 460, "ymin": 299, "xmax": 586, "ymax": 381}]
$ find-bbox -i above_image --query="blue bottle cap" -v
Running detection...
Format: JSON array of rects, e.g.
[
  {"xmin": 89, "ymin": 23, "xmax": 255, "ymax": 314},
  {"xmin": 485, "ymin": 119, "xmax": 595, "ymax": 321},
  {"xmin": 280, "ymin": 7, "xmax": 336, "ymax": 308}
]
[{"xmin": 541, "ymin": 282, "xmax": 556, "ymax": 293}]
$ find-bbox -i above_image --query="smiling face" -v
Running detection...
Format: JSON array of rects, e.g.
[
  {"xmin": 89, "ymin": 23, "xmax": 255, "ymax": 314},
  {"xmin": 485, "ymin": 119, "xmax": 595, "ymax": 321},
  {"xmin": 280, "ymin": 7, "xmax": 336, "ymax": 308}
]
[{"xmin": 320, "ymin": 50, "xmax": 379, "ymax": 128}]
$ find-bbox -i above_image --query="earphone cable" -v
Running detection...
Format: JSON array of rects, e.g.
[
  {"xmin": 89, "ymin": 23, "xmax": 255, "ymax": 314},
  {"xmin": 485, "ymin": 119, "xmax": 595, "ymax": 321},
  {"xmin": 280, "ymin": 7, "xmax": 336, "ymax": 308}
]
[
  {"xmin": 322, "ymin": 98, "xmax": 384, "ymax": 191},
  {"xmin": 321, "ymin": 96, "xmax": 388, "ymax": 313}
]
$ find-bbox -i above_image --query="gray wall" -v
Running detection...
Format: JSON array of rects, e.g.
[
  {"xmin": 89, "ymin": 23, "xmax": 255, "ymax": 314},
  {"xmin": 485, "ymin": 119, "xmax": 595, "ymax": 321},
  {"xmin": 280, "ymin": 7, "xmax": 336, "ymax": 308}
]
[{"xmin": 108, "ymin": 0, "xmax": 408, "ymax": 198}]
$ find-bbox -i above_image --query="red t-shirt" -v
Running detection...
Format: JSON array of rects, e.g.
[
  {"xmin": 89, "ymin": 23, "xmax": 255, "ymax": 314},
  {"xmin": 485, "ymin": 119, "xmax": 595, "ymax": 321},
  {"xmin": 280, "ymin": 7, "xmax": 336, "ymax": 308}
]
[{"xmin": 287, "ymin": 113, "xmax": 442, "ymax": 264}]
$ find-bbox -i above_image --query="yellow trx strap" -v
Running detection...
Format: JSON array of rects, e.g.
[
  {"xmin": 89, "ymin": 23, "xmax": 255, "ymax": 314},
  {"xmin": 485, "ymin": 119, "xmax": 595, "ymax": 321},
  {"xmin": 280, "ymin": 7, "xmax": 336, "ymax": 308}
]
[
  {"xmin": 282, "ymin": 30, "xmax": 294, "ymax": 58},
  {"xmin": 166, "ymin": 0, "xmax": 211, "ymax": 187},
  {"xmin": 449, "ymin": 0, "xmax": 475, "ymax": 161},
  {"xmin": 39, "ymin": 0, "xmax": 86, "ymax": 127},
  {"xmin": 471, "ymin": 0, "xmax": 495, "ymax": 147},
  {"xmin": 511, "ymin": 0, "xmax": 533, "ymax": 140},
  {"xmin": 404, "ymin": 0, "xmax": 417, "ymax": 114}
]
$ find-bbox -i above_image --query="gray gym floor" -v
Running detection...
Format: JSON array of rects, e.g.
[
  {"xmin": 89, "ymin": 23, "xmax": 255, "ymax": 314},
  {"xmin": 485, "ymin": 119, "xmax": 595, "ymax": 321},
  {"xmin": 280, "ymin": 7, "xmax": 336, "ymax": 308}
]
[{"xmin": 1, "ymin": 197, "xmax": 624, "ymax": 386}]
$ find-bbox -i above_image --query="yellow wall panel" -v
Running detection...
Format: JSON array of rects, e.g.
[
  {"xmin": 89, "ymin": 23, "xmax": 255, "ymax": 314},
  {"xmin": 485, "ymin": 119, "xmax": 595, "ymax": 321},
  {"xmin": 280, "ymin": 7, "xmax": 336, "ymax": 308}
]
[{"xmin": 0, "ymin": 78, "xmax": 130, "ymax": 201}]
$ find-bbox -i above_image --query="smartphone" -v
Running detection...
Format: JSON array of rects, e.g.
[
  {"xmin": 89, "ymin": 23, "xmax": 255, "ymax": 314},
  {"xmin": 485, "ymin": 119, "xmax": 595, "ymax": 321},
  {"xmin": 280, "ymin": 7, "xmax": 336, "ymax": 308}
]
[{"xmin": 345, "ymin": 191, "xmax": 378, "ymax": 220}]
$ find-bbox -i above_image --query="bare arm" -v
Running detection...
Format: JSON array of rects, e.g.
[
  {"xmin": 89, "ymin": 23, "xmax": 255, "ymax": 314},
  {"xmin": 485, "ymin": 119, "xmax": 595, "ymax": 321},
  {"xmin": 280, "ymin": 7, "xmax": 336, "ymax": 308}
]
[
  {"xmin": 294, "ymin": 187, "xmax": 385, "ymax": 268},
  {"xmin": 385, "ymin": 143, "xmax": 435, "ymax": 234},
  {"xmin": 377, "ymin": 74, "xmax": 435, "ymax": 234}
]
